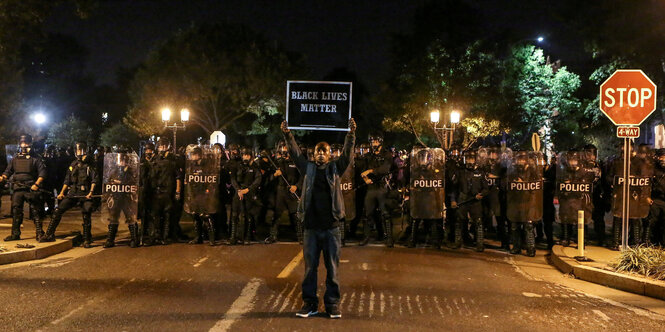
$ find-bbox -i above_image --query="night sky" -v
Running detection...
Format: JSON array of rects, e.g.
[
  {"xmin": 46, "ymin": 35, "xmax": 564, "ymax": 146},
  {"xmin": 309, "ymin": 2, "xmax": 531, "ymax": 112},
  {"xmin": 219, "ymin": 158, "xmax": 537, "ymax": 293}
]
[{"xmin": 45, "ymin": 0, "xmax": 431, "ymax": 89}]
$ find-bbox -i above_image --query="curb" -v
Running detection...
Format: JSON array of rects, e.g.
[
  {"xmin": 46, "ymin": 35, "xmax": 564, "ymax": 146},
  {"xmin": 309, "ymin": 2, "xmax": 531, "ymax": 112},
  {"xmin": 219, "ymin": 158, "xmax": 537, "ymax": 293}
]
[
  {"xmin": 0, "ymin": 234, "xmax": 79, "ymax": 265},
  {"xmin": 550, "ymin": 245, "xmax": 665, "ymax": 301}
]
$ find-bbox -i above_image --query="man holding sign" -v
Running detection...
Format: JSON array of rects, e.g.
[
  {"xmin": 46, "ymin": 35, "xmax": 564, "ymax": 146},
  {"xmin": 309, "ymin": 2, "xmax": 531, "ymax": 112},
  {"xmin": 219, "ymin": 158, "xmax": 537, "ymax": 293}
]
[{"xmin": 281, "ymin": 118, "xmax": 355, "ymax": 319}]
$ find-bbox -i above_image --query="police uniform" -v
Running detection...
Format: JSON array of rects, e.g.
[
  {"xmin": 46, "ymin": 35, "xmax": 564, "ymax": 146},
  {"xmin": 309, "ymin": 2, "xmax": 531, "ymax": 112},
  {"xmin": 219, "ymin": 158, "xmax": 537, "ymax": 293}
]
[{"xmin": 3, "ymin": 151, "xmax": 47, "ymax": 241}]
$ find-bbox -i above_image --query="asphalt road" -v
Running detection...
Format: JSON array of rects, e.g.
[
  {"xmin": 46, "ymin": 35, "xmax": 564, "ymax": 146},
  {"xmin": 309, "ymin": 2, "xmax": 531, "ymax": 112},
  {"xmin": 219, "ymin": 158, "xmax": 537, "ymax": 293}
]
[{"xmin": 0, "ymin": 237, "xmax": 663, "ymax": 332}]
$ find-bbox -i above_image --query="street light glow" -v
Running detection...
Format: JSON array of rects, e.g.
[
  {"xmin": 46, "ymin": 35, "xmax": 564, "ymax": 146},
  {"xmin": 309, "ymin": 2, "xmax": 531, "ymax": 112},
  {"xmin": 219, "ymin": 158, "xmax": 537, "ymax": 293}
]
[
  {"xmin": 537, "ymin": 36, "xmax": 544, "ymax": 42},
  {"xmin": 180, "ymin": 108, "xmax": 190, "ymax": 123},
  {"xmin": 430, "ymin": 110, "xmax": 440, "ymax": 123},
  {"xmin": 450, "ymin": 110, "xmax": 461, "ymax": 124},
  {"xmin": 32, "ymin": 112, "xmax": 47, "ymax": 125},
  {"xmin": 161, "ymin": 107, "xmax": 171, "ymax": 122}
]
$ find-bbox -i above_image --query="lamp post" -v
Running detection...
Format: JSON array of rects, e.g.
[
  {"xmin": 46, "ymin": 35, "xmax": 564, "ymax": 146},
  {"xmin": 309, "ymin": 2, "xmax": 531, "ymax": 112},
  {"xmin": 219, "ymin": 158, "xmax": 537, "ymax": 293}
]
[
  {"xmin": 430, "ymin": 109, "xmax": 460, "ymax": 150},
  {"xmin": 161, "ymin": 107, "xmax": 189, "ymax": 153}
]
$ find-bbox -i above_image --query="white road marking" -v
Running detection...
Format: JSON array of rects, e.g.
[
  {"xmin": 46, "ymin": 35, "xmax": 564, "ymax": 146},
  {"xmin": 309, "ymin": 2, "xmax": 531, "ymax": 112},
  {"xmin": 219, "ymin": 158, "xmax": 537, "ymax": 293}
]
[
  {"xmin": 522, "ymin": 292, "xmax": 543, "ymax": 298},
  {"xmin": 380, "ymin": 292, "xmax": 385, "ymax": 316},
  {"xmin": 348, "ymin": 292, "xmax": 356, "ymax": 311},
  {"xmin": 433, "ymin": 296, "xmax": 444, "ymax": 317},
  {"xmin": 406, "ymin": 295, "xmax": 413, "ymax": 314},
  {"xmin": 398, "ymin": 295, "xmax": 403, "ymax": 315},
  {"xmin": 193, "ymin": 256, "xmax": 209, "ymax": 268},
  {"xmin": 369, "ymin": 291, "xmax": 376, "ymax": 317},
  {"xmin": 279, "ymin": 282, "xmax": 298, "ymax": 313},
  {"xmin": 209, "ymin": 278, "xmax": 262, "ymax": 332},
  {"xmin": 277, "ymin": 250, "xmax": 303, "ymax": 278},
  {"xmin": 360, "ymin": 262, "xmax": 369, "ymax": 271},
  {"xmin": 48, "ymin": 298, "xmax": 95, "ymax": 326},
  {"xmin": 593, "ymin": 310, "xmax": 611, "ymax": 322},
  {"xmin": 359, "ymin": 291, "xmax": 365, "ymax": 314},
  {"xmin": 271, "ymin": 283, "xmax": 290, "ymax": 310}
]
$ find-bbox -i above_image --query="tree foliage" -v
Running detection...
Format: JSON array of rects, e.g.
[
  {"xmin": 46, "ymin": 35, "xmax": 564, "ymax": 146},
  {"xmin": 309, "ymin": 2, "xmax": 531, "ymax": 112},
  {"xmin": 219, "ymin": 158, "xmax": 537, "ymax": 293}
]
[
  {"xmin": 99, "ymin": 122, "xmax": 141, "ymax": 149},
  {"xmin": 47, "ymin": 115, "xmax": 94, "ymax": 147},
  {"xmin": 124, "ymin": 23, "xmax": 306, "ymax": 142}
]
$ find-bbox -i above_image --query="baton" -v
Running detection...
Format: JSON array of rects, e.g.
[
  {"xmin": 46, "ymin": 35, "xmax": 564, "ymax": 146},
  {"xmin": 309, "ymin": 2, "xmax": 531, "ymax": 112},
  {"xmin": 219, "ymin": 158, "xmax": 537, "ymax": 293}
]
[
  {"xmin": 265, "ymin": 154, "xmax": 301, "ymax": 201},
  {"xmin": 62, "ymin": 194, "xmax": 103, "ymax": 199}
]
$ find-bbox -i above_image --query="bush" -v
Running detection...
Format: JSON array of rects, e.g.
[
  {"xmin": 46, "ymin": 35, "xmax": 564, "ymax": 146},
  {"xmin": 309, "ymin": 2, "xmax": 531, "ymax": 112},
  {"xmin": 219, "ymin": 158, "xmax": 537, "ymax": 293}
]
[{"xmin": 611, "ymin": 245, "xmax": 665, "ymax": 280}]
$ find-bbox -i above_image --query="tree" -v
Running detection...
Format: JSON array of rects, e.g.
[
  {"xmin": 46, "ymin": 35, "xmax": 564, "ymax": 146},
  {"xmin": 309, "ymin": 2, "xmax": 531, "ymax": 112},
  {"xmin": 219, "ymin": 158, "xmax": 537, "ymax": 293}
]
[
  {"xmin": 47, "ymin": 115, "xmax": 94, "ymax": 147},
  {"xmin": 99, "ymin": 123, "xmax": 141, "ymax": 149},
  {"xmin": 124, "ymin": 23, "xmax": 306, "ymax": 142},
  {"xmin": 0, "ymin": 0, "xmax": 92, "ymax": 144}
]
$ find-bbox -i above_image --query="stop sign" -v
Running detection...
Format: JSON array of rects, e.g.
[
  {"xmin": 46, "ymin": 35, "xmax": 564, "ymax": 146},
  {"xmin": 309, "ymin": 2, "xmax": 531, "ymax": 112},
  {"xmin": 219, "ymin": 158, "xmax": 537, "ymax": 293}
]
[{"xmin": 599, "ymin": 69, "xmax": 657, "ymax": 126}]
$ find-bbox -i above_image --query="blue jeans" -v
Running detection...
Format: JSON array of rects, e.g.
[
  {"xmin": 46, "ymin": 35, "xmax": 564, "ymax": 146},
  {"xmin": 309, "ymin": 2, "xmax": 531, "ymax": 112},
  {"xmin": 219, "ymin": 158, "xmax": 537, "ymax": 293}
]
[{"xmin": 302, "ymin": 227, "xmax": 341, "ymax": 307}]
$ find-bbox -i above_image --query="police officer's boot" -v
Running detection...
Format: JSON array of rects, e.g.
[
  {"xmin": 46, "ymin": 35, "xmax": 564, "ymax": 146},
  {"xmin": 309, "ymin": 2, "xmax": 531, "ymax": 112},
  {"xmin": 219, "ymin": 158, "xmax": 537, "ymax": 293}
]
[
  {"xmin": 525, "ymin": 221, "xmax": 536, "ymax": 257},
  {"xmin": 510, "ymin": 222, "xmax": 521, "ymax": 255},
  {"xmin": 475, "ymin": 218, "xmax": 484, "ymax": 252},
  {"xmin": 265, "ymin": 219, "xmax": 279, "ymax": 244},
  {"xmin": 631, "ymin": 219, "xmax": 642, "ymax": 246},
  {"xmin": 82, "ymin": 220, "xmax": 92, "ymax": 248},
  {"xmin": 359, "ymin": 217, "xmax": 371, "ymax": 246},
  {"xmin": 244, "ymin": 218, "xmax": 253, "ymax": 245},
  {"xmin": 562, "ymin": 223, "xmax": 570, "ymax": 247},
  {"xmin": 161, "ymin": 215, "xmax": 171, "ymax": 245},
  {"xmin": 408, "ymin": 219, "xmax": 418, "ymax": 248},
  {"xmin": 128, "ymin": 223, "xmax": 139, "ymax": 248},
  {"xmin": 229, "ymin": 219, "xmax": 238, "ymax": 245},
  {"xmin": 296, "ymin": 219, "xmax": 304, "ymax": 245},
  {"xmin": 498, "ymin": 217, "xmax": 510, "ymax": 251},
  {"xmin": 644, "ymin": 220, "xmax": 653, "ymax": 246},
  {"xmin": 432, "ymin": 221, "xmax": 442, "ymax": 250},
  {"xmin": 103, "ymin": 224, "xmax": 119, "ymax": 248},
  {"xmin": 40, "ymin": 213, "xmax": 61, "ymax": 242},
  {"xmin": 189, "ymin": 217, "xmax": 203, "ymax": 244},
  {"xmin": 206, "ymin": 218, "xmax": 216, "ymax": 246},
  {"xmin": 610, "ymin": 218, "xmax": 621, "ymax": 251},
  {"xmin": 452, "ymin": 221, "xmax": 463, "ymax": 249},
  {"xmin": 383, "ymin": 216, "xmax": 394, "ymax": 248},
  {"xmin": 33, "ymin": 207, "xmax": 45, "ymax": 241},
  {"xmin": 4, "ymin": 207, "xmax": 23, "ymax": 241}
]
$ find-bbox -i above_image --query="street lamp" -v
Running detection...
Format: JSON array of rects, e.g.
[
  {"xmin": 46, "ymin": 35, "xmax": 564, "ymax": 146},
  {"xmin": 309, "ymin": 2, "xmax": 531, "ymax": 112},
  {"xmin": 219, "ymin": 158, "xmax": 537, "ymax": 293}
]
[
  {"xmin": 537, "ymin": 36, "xmax": 544, "ymax": 43},
  {"xmin": 31, "ymin": 112, "xmax": 47, "ymax": 125},
  {"xmin": 430, "ymin": 109, "xmax": 460, "ymax": 149},
  {"xmin": 162, "ymin": 107, "xmax": 189, "ymax": 153}
]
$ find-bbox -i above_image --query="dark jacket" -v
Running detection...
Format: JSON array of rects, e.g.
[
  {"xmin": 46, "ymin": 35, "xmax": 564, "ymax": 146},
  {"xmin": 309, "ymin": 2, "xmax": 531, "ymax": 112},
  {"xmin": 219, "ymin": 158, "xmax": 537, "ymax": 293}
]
[{"xmin": 284, "ymin": 131, "xmax": 355, "ymax": 226}]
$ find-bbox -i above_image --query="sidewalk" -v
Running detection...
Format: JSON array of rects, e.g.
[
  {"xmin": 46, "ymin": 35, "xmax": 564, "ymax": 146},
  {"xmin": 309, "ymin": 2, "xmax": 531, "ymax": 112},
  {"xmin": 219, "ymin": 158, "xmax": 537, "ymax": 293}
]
[
  {"xmin": 0, "ymin": 210, "xmax": 113, "ymax": 265},
  {"xmin": 550, "ymin": 244, "xmax": 665, "ymax": 301}
]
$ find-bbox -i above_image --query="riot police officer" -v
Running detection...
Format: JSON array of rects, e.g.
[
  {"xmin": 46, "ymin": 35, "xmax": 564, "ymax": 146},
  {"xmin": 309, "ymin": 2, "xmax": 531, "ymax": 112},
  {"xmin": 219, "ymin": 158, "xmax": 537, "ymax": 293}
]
[
  {"xmin": 138, "ymin": 142, "xmax": 155, "ymax": 245},
  {"xmin": 102, "ymin": 150, "xmax": 140, "ymax": 248},
  {"xmin": 0, "ymin": 134, "xmax": 47, "ymax": 241},
  {"xmin": 185, "ymin": 146, "xmax": 221, "ymax": 246},
  {"xmin": 359, "ymin": 133, "xmax": 393, "ymax": 247},
  {"xmin": 229, "ymin": 148, "xmax": 261, "ymax": 245},
  {"xmin": 646, "ymin": 149, "xmax": 665, "ymax": 245},
  {"xmin": 41, "ymin": 142, "xmax": 98, "ymax": 247},
  {"xmin": 146, "ymin": 137, "xmax": 182, "ymax": 246},
  {"xmin": 450, "ymin": 150, "xmax": 489, "ymax": 251},
  {"xmin": 506, "ymin": 151, "xmax": 543, "ymax": 257},
  {"xmin": 265, "ymin": 141, "xmax": 302, "ymax": 244}
]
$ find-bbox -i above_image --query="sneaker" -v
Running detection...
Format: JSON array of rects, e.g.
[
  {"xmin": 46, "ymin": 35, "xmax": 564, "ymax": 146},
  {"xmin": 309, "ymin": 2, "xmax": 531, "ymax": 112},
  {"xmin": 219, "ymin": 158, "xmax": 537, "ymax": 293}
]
[
  {"xmin": 296, "ymin": 303, "xmax": 318, "ymax": 318},
  {"xmin": 326, "ymin": 305, "xmax": 341, "ymax": 319}
]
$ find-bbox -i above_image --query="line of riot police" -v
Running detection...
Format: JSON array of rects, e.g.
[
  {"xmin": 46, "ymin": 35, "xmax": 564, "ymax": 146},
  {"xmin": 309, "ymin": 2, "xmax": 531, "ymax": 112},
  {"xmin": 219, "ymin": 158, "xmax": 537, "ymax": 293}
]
[{"xmin": 4, "ymin": 131, "xmax": 665, "ymax": 254}]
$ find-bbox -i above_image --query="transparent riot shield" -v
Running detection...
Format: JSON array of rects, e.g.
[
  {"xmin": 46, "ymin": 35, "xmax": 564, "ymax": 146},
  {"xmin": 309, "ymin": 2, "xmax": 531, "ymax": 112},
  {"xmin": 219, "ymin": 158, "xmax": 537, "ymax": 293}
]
[
  {"xmin": 184, "ymin": 144, "xmax": 222, "ymax": 215},
  {"xmin": 409, "ymin": 147, "xmax": 445, "ymax": 219},
  {"xmin": 478, "ymin": 147, "xmax": 510, "ymax": 217},
  {"xmin": 102, "ymin": 152, "xmax": 140, "ymax": 224},
  {"xmin": 341, "ymin": 160, "xmax": 355, "ymax": 221},
  {"xmin": 611, "ymin": 155, "xmax": 653, "ymax": 219},
  {"xmin": 506, "ymin": 151, "xmax": 543, "ymax": 223},
  {"xmin": 556, "ymin": 151, "xmax": 595, "ymax": 224}
]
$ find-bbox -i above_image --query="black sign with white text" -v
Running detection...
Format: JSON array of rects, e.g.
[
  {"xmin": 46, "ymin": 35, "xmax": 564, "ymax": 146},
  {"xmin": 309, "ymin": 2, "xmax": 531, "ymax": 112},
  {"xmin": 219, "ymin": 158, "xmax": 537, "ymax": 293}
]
[{"xmin": 286, "ymin": 80, "xmax": 352, "ymax": 131}]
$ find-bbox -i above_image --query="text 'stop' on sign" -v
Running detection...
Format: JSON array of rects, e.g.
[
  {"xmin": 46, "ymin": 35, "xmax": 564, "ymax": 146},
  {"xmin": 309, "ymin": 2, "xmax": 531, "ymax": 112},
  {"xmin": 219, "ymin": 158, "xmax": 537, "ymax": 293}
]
[{"xmin": 600, "ymin": 69, "xmax": 657, "ymax": 126}]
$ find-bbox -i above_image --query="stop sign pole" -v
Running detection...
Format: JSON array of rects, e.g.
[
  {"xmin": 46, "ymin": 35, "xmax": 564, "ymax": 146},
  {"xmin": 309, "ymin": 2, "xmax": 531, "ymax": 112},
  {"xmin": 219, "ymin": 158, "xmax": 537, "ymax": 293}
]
[{"xmin": 599, "ymin": 69, "xmax": 657, "ymax": 251}]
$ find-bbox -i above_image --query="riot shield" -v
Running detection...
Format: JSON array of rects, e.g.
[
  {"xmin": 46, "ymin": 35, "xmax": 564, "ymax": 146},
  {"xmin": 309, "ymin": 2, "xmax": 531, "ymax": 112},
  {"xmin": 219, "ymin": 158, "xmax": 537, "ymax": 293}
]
[
  {"xmin": 5, "ymin": 144, "xmax": 17, "ymax": 165},
  {"xmin": 478, "ymin": 147, "xmax": 510, "ymax": 217},
  {"xmin": 340, "ymin": 160, "xmax": 355, "ymax": 220},
  {"xmin": 184, "ymin": 144, "xmax": 222, "ymax": 215},
  {"xmin": 409, "ymin": 147, "xmax": 445, "ymax": 219},
  {"xmin": 611, "ymin": 155, "xmax": 653, "ymax": 219},
  {"xmin": 102, "ymin": 152, "xmax": 140, "ymax": 224},
  {"xmin": 556, "ymin": 151, "xmax": 594, "ymax": 224},
  {"xmin": 506, "ymin": 151, "xmax": 543, "ymax": 223}
]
